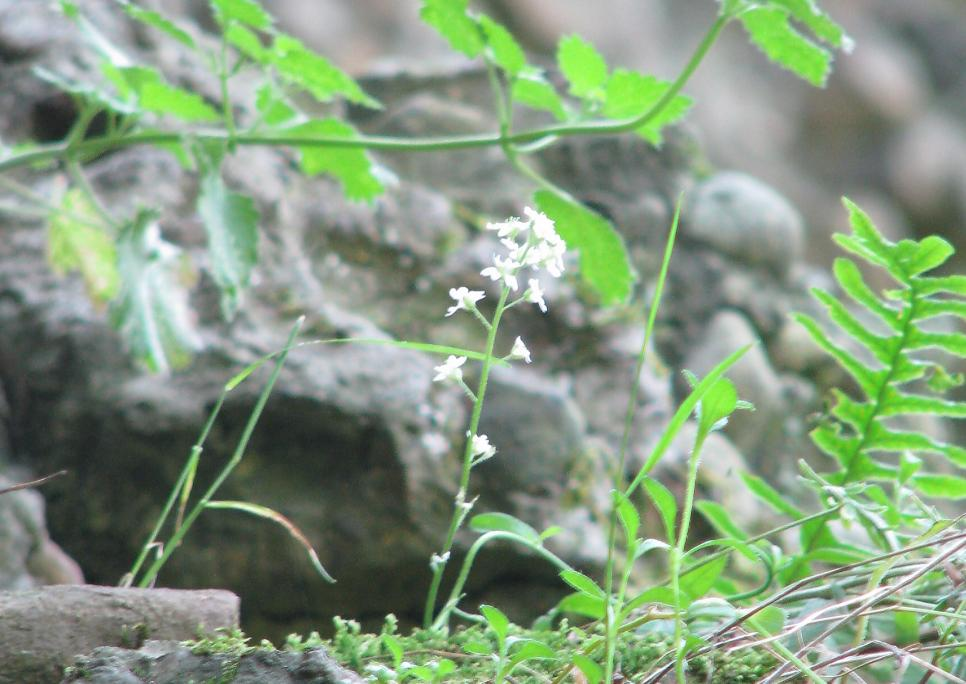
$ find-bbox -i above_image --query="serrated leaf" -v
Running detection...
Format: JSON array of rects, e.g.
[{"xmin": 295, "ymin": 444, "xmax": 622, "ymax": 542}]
[
  {"xmin": 288, "ymin": 119, "xmax": 384, "ymax": 201},
  {"xmin": 740, "ymin": 6, "xmax": 832, "ymax": 87},
  {"xmin": 559, "ymin": 569, "xmax": 605, "ymax": 600},
  {"xmin": 420, "ymin": 0, "xmax": 483, "ymax": 58},
  {"xmin": 511, "ymin": 70, "xmax": 566, "ymax": 120},
  {"xmin": 770, "ymin": 0, "xmax": 852, "ymax": 50},
  {"xmin": 470, "ymin": 512, "xmax": 541, "ymax": 545},
  {"xmin": 911, "ymin": 474, "xmax": 966, "ymax": 499},
  {"xmin": 225, "ymin": 24, "xmax": 269, "ymax": 63},
  {"xmin": 110, "ymin": 210, "xmax": 202, "ymax": 374},
  {"xmin": 533, "ymin": 189, "xmax": 634, "ymax": 305},
  {"xmin": 116, "ymin": 0, "xmax": 196, "ymax": 49},
  {"xmin": 271, "ymin": 34, "xmax": 380, "ymax": 108},
  {"xmin": 209, "ymin": 0, "xmax": 273, "ymax": 29},
  {"xmin": 206, "ymin": 499, "xmax": 335, "ymax": 582},
  {"xmin": 47, "ymin": 188, "xmax": 120, "ymax": 303},
  {"xmin": 197, "ymin": 165, "xmax": 259, "ymax": 320},
  {"xmin": 139, "ymin": 80, "xmax": 220, "ymax": 121},
  {"xmin": 680, "ymin": 554, "xmax": 727, "ymax": 601},
  {"xmin": 642, "ymin": 476, "xmax": 677, "ymax": 542},
  {"xmin": 557, "ymin": 35, "xmax": 608, "ymax": 99},
  {"xmin": 603, "ymin": 69, "xmax": 692, "ymax": 145},
  {"xmin": 255, "ymin": 83, "xmax": 297, "ymax": 126},
  {"xmin": 480, "ymin": 604, "xmax": 509, "ymax": 641},
  {"xmin": 479, "ymin": 15, "xmax": 525, "ymax": 76},
  {"xmin": 695, "ymin": 500, "xmax": 748, "ymax": 541},
  {"xmin": 740, "ymin": 472, "xmax": 803, "ymax": 517}
]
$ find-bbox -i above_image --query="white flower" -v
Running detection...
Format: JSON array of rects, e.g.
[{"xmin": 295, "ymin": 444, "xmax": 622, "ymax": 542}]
[
  {"xmin": 508, "ymin": 336, "xmax": 532, "ymax": 363},
  {"xmin": 486, "ymin": 216, "xmax": 528, "ymax": 240},
  {"xmin": 525, "ymin": 207, "xmax": 560, "ymax": 244},
  {"xmin": 525, "ymin": 278, "xmax": 548, "ymax": 313},
  {"xmin": 445, "ymin": 286, "xmax": 485, "ymax": 317},
  {"xmin": 433, "ymin": 355, "xmax": 466, "ymax": 384},
  {"xmin": 480, "ymin": 254, "xmax": 520, "ymax": 291},
  {"xmin": 430, "ymin": 552, "xmax": 450, "ymax": 570},
  {"xmin": 471, "ymin": 433, "xmax": 496, "ymax": 462},
  {"xmin": 525, "ymin": 239, "xmax": 566, "ymax": 278}
]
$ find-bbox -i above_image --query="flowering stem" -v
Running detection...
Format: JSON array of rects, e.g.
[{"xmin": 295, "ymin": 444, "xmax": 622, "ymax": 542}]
[{"xmin": 423, "ymin": 285, "xmax": 511, "ymax": 629}]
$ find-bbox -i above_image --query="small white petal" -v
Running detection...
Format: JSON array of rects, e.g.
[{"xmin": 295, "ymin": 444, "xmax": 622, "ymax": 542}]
[
  {"xmin": 526, "ymin": 278, "xmax": 548, "ymax": 313},
  {"xmin": 509, "ymin": 336, "xmax": 532, "ymax": 363},
  {"xmin": 432, "ymin": 355, "xmax": 467, "ymax": 383}
]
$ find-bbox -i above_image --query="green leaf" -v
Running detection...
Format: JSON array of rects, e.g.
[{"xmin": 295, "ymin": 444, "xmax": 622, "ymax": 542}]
[
  {"xmin": 603, "ymin": 69, "xmax": 692, "ymax": 145},
  {"xmin": 769, "ymin": 0, "xmax": 852, "ymax": 50},
  {"xmin": 794, "ymin": 312, "xmax": 883, "ymax": 397},
  {"xmin": 622, "ymin": 586, "xmax": 676, "ymax": 615},
  {"xmin": 197, "ymin": 164, "xmax": 260, "ymax": 320},
  {"xmin": 480, "ymin": 604, "xmax": 509, "ymax": 641},
  {"xmin": 557, "ymin": 35, "xmax": 608, "ymax": 99},
  {"xmin": 271, "ymin": 34, "xmax": 380, "ymax": 109},
  {"xmin": 612, "ymin": 490, "xmax": 639, "ymax": 545},
  {"xmin": 478, "ymin": 15, "xmax": 525, "ymax": 76},
  {"xmin": 116, "ymin": 0, "xmax": 196, "ymax": 49},
  {"xmin": 739, "ymin": 6, "xmax": 832, "ymax": 87},
  {"xmin": 508, "ymin": 640, "xmax": 556, "ymax": 669},
  {"xmin": 633, "ymin": 538, "xmax": 670, "ymax": 561},
  {"xmin": 139, "ymin": 80, "xmax": 220, "ymax": 121},
  {"xmin": 288, "ymin": 119, "xmax": 384, "ymax": 201},
  {"xmin": 572, "ymin": 654, "xmax": 603, "ymax": 684},
  {"xmin": 47, "ymin": 189, "xmax": 120, "ymax": 303},
  {"xmin": 740, "ymin": 472, "xmax": 803, "ymax": 517},
  {"xmin": 382, "ymin": 633, "xmax": 403, "ymax": 666},
  {"xmin": 812, "ymin": 288, "xmax": 895, "ymax": 365},
  {"xmin": 642, "ymin": 476, "xmax": 677, "ymax": 542},
  {"xmin": 893, "ymin": 611, "xmax": 919, "ymax": 647},
  {"xmin": 911, "ymin": 474, "xmax": 966, "ymax": 499},
  {"xmin": 695, "ymin": 500, "xmax": 748, "ymax": 541},
  {"xmin": 255, "ymin": 83, "xmax": 297, "ymax": 126},
  {"xmin": 225, "ymin": 24, "xmax": 269, "ymax": 63},
  {"xmin": 680, "ymin": 554, "xmax": 727, "ymax": 600},
  {"xmin": 696, "ymin": 376, "xmax": 738, "ymax": 435},
  {"xmin": 833, "ymin": 258, "xmax": 902, "ymax": 331},
  {"xmin": 206, "ymin": 499, "xmax": 335, "ymax": 582},
  {"xmin": 419, "ymin": 0, "xmax": 483, "ymax": 58},
  {"xmin": 209, "ymin": 0, "xmax": 273, "ymax": 29},
  {"xmin": 557, "ymin": 592, "xmax": 605, "ymax": 619},
  {"xmin": 110, "ymin": 210, "xmax": 202, "ymax": 374},
  {"xmin": 903, "ymin": 236, "xmax": 954, "ymax": 275},
  {"xmin": 533, "ymin": 189, "xmax": 634, "ymax": 305},
  {"xmin": 747, "ymin": 605, "xmax": 785, "ymax": 637},
  {"xmin": 470, "ymin": 512, "xmax": 541, "ymax": 545},
  {"xmin": 559, "ymin": 569, "xmax": 606, "ymax": 600},
  {"xmin": 511, "ymin": 70, "xmax": 567, "ymax": 120}
]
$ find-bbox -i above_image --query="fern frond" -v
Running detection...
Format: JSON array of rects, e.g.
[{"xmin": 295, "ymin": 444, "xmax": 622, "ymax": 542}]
[{"xmin": 802, "ymin": 198, "xmax": 966, "ymax": 486}]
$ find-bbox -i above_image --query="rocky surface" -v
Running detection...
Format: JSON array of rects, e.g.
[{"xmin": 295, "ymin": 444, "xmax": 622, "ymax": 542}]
[
  {"xmin": 0, "ymin": 586, "xmax": 239, "ymax": 684},
  {"xmin": 0, "ymin": 0, "xmax": 959, "ymax": 654},
  {"xmin": 62, "ymin": 641, "xmax": 363, "ymax": 684}
]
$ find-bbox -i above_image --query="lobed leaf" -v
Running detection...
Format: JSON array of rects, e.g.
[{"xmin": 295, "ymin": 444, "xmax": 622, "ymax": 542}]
[
  {"xmin": 116, "ymin": 0, "xmax": 196, "ymax": 49},
  {"xmin": 603, "ymin": 69, "xmax": 692, "ymax": 145},
  {"xmin": 769, "ymin": 0, "xmax": 852, "ymax": 50},
  {"xmin": 833, "ymin": 258, "xmax": 902, "ymax": 331},
  {"xmin": 420, "ymin": 0, "xmax": 483, "ymax": 58},
  {"xmin": 478, "ymin": 15, "xmax": 525, "ymax": 76},
  {"xmin": 288, "ymin": 119, "xmax": 384, "ymax": 201},
  {"xmin": 557, "ymin": 34, "xmax": 608, "ymax": 99},
  {"xmin": 739, "ymin": 6, "xmax": 832, "ymax": 87},
  {"xmin": 138, "ymin": 80, "xmax": 220, "ymax": 121},
  {"xmin": 533, "ymin": 189, "xmax": 634, "ymax": 305},
  {"xmin": 511, "ymin": 70, "xmax": 567, "ymax": 120},
  {"xmin": 271, "ymin": 34, "xmax": 380, "ymax": 109}
]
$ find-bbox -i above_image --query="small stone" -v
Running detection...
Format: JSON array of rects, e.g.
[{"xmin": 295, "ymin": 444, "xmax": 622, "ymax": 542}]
[{"xmin": 684, "ymin": 172, "xmax": 805, "ymax": 279}]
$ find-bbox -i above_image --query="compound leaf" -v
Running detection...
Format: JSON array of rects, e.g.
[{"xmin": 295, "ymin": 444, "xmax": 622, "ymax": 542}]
[{"xmin": 289, "ymin": 118, "xmax": 384, "ymax": 201}]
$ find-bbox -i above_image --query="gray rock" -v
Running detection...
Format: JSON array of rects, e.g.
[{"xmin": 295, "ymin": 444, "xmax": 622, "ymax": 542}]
[
  {"xmin": 684, "ymin": 172, "xmax": 805, "ymax": 279},
  {"xmin": 681, "ymin": 310, "xmax": 790, "ymax": 482},
  {"xmin": 62, "ymin": 640, "xmax": 362, "ymax": 684}
]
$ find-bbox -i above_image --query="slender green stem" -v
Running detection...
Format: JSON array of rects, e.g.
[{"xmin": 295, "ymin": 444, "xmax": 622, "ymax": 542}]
[
  {"xmin": 218, "ymin": 34, "xmax": 237, "ymax": 145},
  {"xmin": 0, "ymin": 17, "xmax": 728, "ymax": 174},
  {"xmin": 136, "ymin": 317, "xmax": 303, "ymax": 587},
  {"xmin": 423, "ymin": 286, "xmax": 511, "ymax": 629}
]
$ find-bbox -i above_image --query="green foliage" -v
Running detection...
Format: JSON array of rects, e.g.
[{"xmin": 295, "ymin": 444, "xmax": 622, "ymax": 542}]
[
  {"xmin": 286, "ymin": 119, "xmax": 385, "ymax": 201},
  {"xmin": 557, "ymin": 35, "xmax": 609, "ymax": 100},
  {"xmin": 47, "ymin": 188, "xmax": 120, "ymax": 303},
  {"xmin": 797, "ymin": 198, "xmax": 966, "ymax": 493},
  {"xmin": 110, "ymin": 210, "xmax": 201, "ymax": 374}
]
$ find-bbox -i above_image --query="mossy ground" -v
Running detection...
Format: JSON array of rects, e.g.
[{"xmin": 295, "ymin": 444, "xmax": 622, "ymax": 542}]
[{"xmin": 186, "ymin": 618, "xmax": 781, "ymax": 683}]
